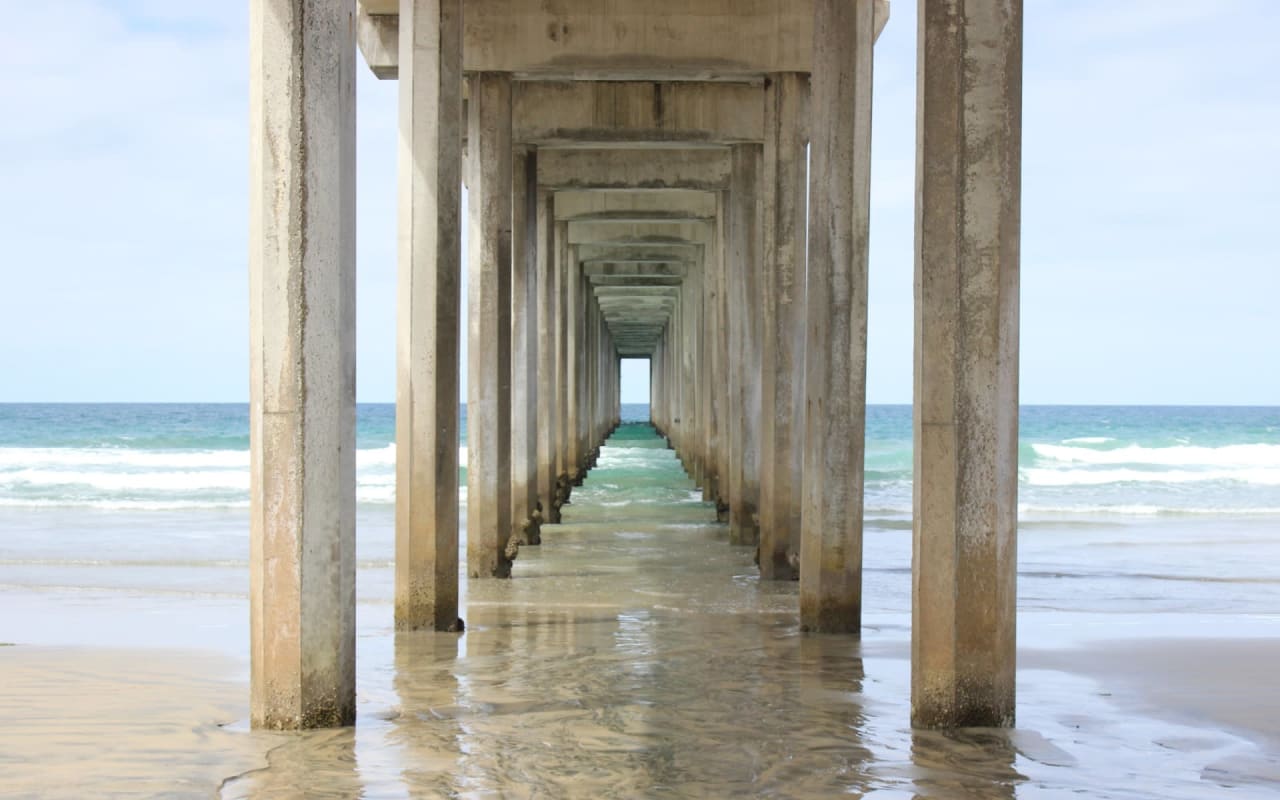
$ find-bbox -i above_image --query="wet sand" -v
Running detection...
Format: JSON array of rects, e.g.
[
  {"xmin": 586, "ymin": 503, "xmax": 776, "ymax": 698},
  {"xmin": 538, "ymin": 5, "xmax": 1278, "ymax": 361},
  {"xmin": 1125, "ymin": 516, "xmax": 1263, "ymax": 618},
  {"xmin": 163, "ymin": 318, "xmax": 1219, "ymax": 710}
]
[
  {"xmin": 2, "ymin": 430, "xmax": 1280, "ymax": 798},
  {"xmin": 0, "ymin": 647, "xmax": 265, "ymax": 799}
]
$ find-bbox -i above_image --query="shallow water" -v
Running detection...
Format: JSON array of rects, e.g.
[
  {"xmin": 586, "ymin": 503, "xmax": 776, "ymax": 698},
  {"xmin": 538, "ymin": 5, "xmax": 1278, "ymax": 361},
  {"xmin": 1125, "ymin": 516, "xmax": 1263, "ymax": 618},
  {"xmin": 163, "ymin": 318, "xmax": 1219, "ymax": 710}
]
[
  {"xmin": 207, "ymin": 424, "xmax": 1278, "ymax": 798},
  {"xmin": 3, "ymin": 418, "xmax": 1280, "ymax": 796}
]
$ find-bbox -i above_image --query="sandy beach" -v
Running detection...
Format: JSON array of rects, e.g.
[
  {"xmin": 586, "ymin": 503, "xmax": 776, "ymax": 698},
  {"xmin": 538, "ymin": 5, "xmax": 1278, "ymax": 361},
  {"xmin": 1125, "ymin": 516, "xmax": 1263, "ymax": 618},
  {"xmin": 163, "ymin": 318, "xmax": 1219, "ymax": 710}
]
[{"xmin": 4, "ymin": 522, "xmax": 1280, "ymax": 797}]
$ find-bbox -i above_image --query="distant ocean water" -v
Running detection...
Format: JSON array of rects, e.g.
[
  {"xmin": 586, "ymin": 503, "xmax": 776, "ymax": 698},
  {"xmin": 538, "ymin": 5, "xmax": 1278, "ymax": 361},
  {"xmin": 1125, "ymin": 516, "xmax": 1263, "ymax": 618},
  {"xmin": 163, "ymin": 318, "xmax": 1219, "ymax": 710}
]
[{"xmin": 0, "ymin": 404, "xmax": 1277, "ymax": 520}]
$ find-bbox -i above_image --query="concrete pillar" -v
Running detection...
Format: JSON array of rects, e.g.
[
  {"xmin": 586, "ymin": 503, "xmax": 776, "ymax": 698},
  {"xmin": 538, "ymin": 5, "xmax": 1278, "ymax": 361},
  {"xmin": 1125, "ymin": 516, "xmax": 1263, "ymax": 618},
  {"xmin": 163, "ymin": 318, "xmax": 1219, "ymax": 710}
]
[
  {"xmin": 655, "ymin": 342, "xmax": 664, "ymax": 430},
  {"xmin": 554, "ymin": 226, "xmax": 571, "ymax": 507},
  {"xmin": 466, "ymin": 72, "xmax": 513, "ymax": 579},
  {"xmin": 511, "ymin": 147, "xmax": 540, "ymax": 545},
  {"xmin": 565, "ymin": 246, "xmax": 582, "ymax": 483},
  {"xmin": 394, "ymin": 0, "xmax": 463, "ymax": 631},
  {"xmin": 758, "ymin": 73, "xmax": 809, "ymax": 580},
  {"xmin": 248, "ymin": 0, "xmax": 356, "ymax": 729},
  {"xmin": 728, "ymin": 144, "xmax": 763, "ymax": 547},
  {"xmin": 578, "ymin": 270, "xmax": 593, "ymax": 471},
  {"xmin": 700, "ymin": 234, "xmax": 716, "ymax": 501},
  {"xmin": 912, "ymin": 0, "xmax": 1023, "ymax": 729},
  {"xmin": 712, "ymin": 190, "xmax": 730, "ymax": 518},
  {"xmin": 535, "ymin": 192, "xmax": 559, "ymax": 522},
  {"xmin": 800, "ymin": 0, "xmax": 874, "ymax": 634}
]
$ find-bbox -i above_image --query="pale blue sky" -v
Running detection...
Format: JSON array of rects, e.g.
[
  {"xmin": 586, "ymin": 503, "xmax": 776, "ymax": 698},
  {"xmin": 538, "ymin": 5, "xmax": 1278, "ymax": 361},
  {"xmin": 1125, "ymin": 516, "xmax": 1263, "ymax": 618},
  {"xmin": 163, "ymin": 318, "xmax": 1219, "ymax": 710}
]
[{"xmin": 1, "ymin": 1, "xmax": 1276, "ymax": 404}]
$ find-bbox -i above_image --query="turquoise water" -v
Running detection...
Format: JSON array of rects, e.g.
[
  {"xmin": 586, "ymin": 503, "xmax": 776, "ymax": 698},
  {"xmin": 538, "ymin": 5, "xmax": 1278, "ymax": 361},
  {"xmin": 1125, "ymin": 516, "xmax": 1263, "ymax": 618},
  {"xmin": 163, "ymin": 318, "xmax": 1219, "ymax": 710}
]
[{"xmin": 0, "ymin": 403, "xmax": 1276, "ymax": 519}]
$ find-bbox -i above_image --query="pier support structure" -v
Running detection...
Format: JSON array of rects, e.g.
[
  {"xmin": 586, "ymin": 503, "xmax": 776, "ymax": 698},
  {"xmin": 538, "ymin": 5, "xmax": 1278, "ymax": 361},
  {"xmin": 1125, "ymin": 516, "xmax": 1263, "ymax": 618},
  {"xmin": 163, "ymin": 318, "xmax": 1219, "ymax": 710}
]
[
  {"xmin": 799, "ymin": 0, "xmax": 875, "ymax": 633},
  {"xmin": 249, "ymin": 0, "xmax": 1024, "ymax": 731},
  {"xmin": 911, "ymin": 0, "xmax": 1023, "ymax": 728},
  {"xmin": 467, "ymin": 71, "xmax": 514, "ymax": 579},
  {"xmin": 394, "ymin": 0, "xmax": 462, "ymax": 632},
  {"xmin": 249, "ymin": 0, "xmax": 357, "ymax": 729}
]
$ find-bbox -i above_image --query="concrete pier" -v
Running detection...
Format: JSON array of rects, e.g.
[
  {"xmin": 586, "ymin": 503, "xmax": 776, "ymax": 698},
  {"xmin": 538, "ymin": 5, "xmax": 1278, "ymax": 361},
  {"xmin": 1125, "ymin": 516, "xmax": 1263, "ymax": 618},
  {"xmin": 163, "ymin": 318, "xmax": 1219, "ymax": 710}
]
[
  {"xmin": 727, "ymin": 144, "xmax": 763, "ymax": 548},
  {"xmin": 911, "ymin": 0, "xmax": 1023, "ymax": 728},
  {"xmin": 466, "ymin": 72, "xmax": 514, "ymax": 579},
  {"xmin": 511, "ymin": 146, "xmax": 540, "ymax": 545},
  {"xmin": 799, "ymin": 0, "xmax": 875, "ymax": 634},
  {"xmin": 248, "ymin": 0, "xmax": 357, "ymax": 729},
  {"xmin": 250, "ymin": 0, "xmax": 1025, "ymax": 731},
  {"xmin": 394, "ymin": 0, "xmax": 462, "ymax": 632},
  {"xmin": 535, "ymin": 192, "xmax": 559, "ymax": 524},
  {"xmin": 758, "ymin": 72, "xmax": 809, "ymax": 581}
]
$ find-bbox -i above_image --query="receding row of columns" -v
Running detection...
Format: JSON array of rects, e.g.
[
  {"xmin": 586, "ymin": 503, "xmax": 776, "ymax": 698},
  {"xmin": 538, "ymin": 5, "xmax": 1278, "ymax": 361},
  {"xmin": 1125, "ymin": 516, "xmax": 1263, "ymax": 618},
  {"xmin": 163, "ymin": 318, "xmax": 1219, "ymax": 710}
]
[
  {"xmin": 642, "ymin": 0, "xmax": 1022, "ymax": 728},
  {"xmin": 249, "ymin": 0, "xmax": 1021, "ymax": 732}
]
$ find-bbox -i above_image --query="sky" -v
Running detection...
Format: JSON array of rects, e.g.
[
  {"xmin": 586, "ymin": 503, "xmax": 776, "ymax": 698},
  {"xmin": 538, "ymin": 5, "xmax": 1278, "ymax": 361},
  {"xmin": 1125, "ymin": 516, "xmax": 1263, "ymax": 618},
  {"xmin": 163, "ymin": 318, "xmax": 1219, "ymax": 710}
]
[{"xmin": 0, "ymin": 1, "xmax": 1276, "ymax": 405}]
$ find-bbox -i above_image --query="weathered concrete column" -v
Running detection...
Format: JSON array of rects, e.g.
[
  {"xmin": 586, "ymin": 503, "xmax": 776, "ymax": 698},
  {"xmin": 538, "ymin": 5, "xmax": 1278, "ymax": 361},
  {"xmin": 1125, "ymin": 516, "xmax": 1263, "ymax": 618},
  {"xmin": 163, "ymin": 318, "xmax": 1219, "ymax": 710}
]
[
  {"xmin": 650, "ymin": 341, "xmax": 663, "ymax": 430},
  {"xmin": 554, "ymin": 227, "xmax": 572, "ymax": 505},
  {"xmin": 511, "ymin": 147, "xmax": 540, "ymax": 545},
  {"xmin": 394, "ymin": 0, "xmax": 462, "ymax": 631},
  {"xmin": 758, "ymin": 72, "xmax": 809, "ymax": 580},
  {"xmin": 700, "ymin": 229, "xmax": 718, "ymax": 501},
  {"xmin": 712, "ymin": 191, "xmax": 730, "ymax": 517},
  {"xmin": 535, "ymin": 192, "xmax": 559, "ymax": 522},
  {"xmin": 912, "ymin": 0, "xmax": 1023, "ymax": 729},
  {"xmin": 249, "ymin": 0, "xmax": 356, "ymax": 729},
  {"xmin": 576, "ymin": 270, "xmax": 592, "ymax": 473},
  {"xmin": 800, "ymin": 0, "xmax": 874, "ymax": 634},
  {"xmin": 565, "ymin": 245, "xmax": 582, "ymax": 482},
  {"xmin": 728, "ymin": 144, "xmax": 763, "ymax": 547},
  {"xmin": 467, "ymin": 72, "xmax": 514, "ymax": 579}
]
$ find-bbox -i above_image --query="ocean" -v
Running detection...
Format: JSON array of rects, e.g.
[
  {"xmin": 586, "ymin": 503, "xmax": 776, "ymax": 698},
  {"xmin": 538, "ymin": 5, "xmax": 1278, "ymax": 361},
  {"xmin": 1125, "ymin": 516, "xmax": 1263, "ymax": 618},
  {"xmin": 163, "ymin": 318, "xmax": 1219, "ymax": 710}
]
[
  {"xmin": 2, "ymin": 403, "xmax": 1279, "ymax": 797},
  {"xmin": 2, "ymin": 403, "xmax": 1276, "ymax": 518}
]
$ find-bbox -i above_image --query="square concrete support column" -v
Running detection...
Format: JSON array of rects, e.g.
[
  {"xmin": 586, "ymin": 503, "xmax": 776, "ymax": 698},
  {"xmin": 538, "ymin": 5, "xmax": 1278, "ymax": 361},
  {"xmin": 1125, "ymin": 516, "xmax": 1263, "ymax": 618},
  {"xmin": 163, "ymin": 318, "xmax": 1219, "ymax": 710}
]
[
  {"xmin": 535, "ymin": 192, "xmax": 559, "ymax": 522},
  {"xmin": 466, "ymin": 72, "xmax": 514, "ymax": 579},
  {"xmin": 394, "ymin": 0, "xmax": 462, "ymax": 633},
  {"xmin": 565, "ymin": 246, "xmax": 582, "ymax": 483},
  {"xmin": 712, "ymin": 191, "xmax": 730, "ymax": 516},
  {"xmin": 248, "ymin": 0, "xmax": 356, "ymax": 729},
  {"xmin": 912, "ymin": 0, "xmax": 1023, "ymax": 729},
  {"xmin": 555, "ymin": 229, "xmax": 572, "ymax": 502},
  {"xmin": 758, "ymin": 72, "xmax": 809, "ymax": 580},
  {"xmin": 511, "ymin": 147, "xmax": 540, "ymax": 545},
  {"xmin": 650, "ymin": 342, "xmax": 663, "ymax": 430},
  {"xmin": 701, "ymin": 228, "xmax": 719, "ymax": 502},
  {"xmin": 576, "ymin": 270, "xmax": 592, "ymax": 474},
  {"xmin": 800, "ymin": 0, "xmax": 874, "ymax": 634},
  {"xmin": 728, "ymin": 144, "xmax": 763, "ymax": 547},
  {"xmin": 586, "ymin": 301, "xmax": 598, "ymax": 452}
]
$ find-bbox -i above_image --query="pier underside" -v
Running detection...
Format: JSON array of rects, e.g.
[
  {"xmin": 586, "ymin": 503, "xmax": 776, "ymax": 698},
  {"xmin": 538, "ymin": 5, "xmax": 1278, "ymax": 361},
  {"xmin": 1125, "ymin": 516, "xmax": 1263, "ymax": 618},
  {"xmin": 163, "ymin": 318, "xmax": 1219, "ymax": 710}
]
[{"xmin": 248, "ymin": 0, "xmax": 1023, "ymax": 730}]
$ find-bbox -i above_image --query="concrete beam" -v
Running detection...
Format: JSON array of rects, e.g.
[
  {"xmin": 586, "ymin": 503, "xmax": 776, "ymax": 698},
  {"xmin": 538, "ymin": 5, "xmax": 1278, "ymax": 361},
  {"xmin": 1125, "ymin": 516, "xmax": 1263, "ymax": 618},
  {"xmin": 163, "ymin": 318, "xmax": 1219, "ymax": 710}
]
[
  {"xmin": 589, "ymin": 276, "xmax": 684, "ymax": 287},
  {"xmin": 566, "ymin": 221, "xmax": 711, "ymax": 246},
  {"xmin": 514, "ymin": 81, "xmax": 764, "ymax": 144},
  {"xmin": 358, "ymin": 0, "xmax": 890, "ymax": 80},
  {"xmin": 912, "ymin": 0, "xmax": 1023, "ymax": 730},
  {"xmin": 357, "ymin": 13, "xmax": 397, "ymax": 80},
  {"xmin": 554, "ymin": 190, "xmax": 717, "ymax": 222},
  {"xmin": 593, "ymin": 285, "xmax": 680, "ymax": 297},
  {"xmin": 538, "ymin": 148, "xmax": 730, "ymax": 191},
  {"xmin": 249, "ymin": 0, "xmax": 357, "ymax": 730}
]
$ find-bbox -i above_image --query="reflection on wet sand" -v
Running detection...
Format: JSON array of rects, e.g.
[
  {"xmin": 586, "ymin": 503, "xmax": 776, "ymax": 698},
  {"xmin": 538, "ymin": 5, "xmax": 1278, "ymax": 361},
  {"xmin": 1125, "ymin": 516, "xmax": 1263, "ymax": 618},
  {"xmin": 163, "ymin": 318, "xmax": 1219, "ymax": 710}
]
[
  {"xmin": 215, "ymin": 424, "xmax": 1280, "ymax": 798},
  {"xmin": 908, "ymin": 728, "xmax": 1023, "ymax": 800}
]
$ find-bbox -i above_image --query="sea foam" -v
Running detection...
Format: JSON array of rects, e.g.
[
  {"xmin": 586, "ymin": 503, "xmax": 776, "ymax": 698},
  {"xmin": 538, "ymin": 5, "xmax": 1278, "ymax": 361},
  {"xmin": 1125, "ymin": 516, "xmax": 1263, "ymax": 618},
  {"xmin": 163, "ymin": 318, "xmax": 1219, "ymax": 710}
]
[{"xmin": 1032, "ymin": 442, "xmax": 1280, "ymax": 468}]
